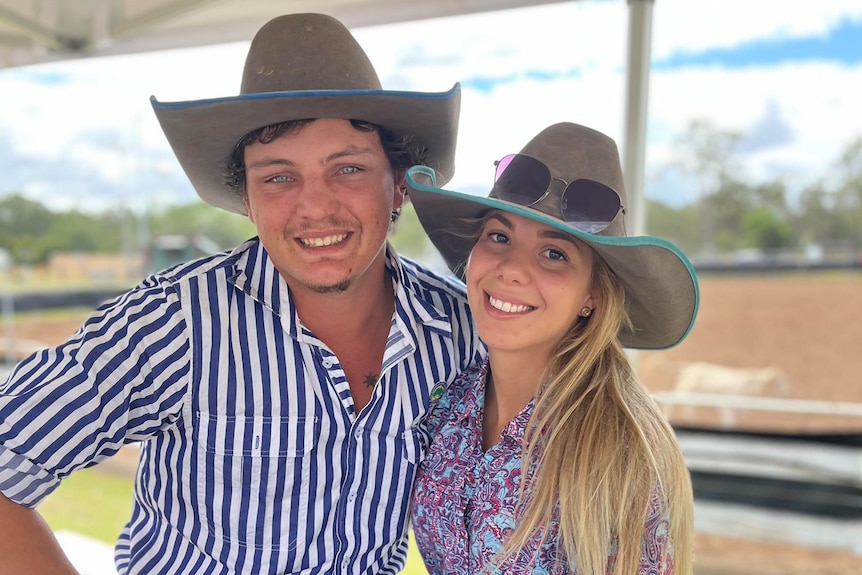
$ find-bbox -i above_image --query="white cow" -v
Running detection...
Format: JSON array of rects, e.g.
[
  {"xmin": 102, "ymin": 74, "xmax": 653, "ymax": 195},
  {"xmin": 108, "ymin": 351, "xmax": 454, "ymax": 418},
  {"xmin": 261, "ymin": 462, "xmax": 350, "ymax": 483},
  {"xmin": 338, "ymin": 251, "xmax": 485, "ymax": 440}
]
[
  {"xmin": 674, "ymin": 362, "xmax": 791, "ymax": 397},
  {"xmin": 668, "ymin": 362, "xmax": 792, "ymax": 428}
]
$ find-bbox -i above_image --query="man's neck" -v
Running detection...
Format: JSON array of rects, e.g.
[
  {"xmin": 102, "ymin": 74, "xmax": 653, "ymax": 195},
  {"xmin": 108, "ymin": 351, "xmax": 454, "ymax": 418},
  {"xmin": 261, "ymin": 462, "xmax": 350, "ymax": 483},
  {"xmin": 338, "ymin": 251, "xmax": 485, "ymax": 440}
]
[
  {"xmin": 288, "ymin": 262, "xmax": 397, "ymax": 414},
  {"xmin": 289, "ymin": 262, "xmax": 395, "ymax": 343}
]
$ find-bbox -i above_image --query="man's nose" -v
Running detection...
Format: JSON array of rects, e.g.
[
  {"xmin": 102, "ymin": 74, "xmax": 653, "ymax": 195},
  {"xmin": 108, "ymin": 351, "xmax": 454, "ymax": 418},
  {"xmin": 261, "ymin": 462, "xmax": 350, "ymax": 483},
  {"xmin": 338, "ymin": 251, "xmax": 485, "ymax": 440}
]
[{"xmin": 294, "ymin": 176, "xmax": 338, "ymax": 217}]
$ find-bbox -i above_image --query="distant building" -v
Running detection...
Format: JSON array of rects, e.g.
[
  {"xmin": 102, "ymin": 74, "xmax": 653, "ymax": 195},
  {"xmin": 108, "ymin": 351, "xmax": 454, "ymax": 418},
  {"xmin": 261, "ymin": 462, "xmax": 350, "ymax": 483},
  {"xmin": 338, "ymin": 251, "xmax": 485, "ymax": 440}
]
[
  {"xmin": 147, "ymin": 235, "xmax": 222, "ymax": 274},
  {"xmin": 47, "ymin": 251, "xmax": 144, "ymax": 283}
]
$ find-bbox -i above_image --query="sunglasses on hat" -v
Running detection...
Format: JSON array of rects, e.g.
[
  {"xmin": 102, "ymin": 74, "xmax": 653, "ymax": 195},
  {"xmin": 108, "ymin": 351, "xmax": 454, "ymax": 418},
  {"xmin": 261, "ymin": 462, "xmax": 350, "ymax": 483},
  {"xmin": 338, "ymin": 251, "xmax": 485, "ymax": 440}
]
[{"xmin": 492, "ymin": 154, "xmax": 624, "ymax": 233}]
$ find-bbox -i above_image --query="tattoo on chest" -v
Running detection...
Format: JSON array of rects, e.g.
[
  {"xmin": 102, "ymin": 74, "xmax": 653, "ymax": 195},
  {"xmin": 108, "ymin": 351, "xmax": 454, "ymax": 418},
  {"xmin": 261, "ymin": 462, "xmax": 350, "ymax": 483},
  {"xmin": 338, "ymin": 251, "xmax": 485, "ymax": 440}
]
[{"xmin": 364, "ymin": 373, "xmax": 378, "ymax": 388}]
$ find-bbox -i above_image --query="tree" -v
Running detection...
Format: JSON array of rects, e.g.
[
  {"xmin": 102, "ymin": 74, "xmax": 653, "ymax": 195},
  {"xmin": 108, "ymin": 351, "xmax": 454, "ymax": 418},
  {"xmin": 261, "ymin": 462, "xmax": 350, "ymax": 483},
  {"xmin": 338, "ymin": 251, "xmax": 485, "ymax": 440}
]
[
  {"xmin": 149, "ymin": 203, "xmax": 257, "ymax": 249},
  {"xmin": 389, "ymin": 202, "xmax": 436, "ymax": 261},
  {"xmin": 833, "ymin": 138, "xmax": 862, "ymax": 249},
  {"xmin": 0, "ymin": 194, "xmax": 57, "ymax": 264},
  {"xmin": 646, "ymin": 199, "xmax": 700, "ymax": 254},
  {"xmin": 743, "ymin": 207, "xmax": 794, "ymax": 251},
  {"xmin": 673, "ymin": 120, "xmax": 743, "ymax": 256}
]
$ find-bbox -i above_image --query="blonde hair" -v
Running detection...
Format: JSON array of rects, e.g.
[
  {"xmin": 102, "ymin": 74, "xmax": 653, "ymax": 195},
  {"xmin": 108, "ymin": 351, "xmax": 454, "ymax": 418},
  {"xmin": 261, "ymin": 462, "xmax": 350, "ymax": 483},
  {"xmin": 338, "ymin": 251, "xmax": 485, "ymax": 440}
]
[{"xmin": 492, "ymin": 252, "xmax": 694, "ymax": 575}]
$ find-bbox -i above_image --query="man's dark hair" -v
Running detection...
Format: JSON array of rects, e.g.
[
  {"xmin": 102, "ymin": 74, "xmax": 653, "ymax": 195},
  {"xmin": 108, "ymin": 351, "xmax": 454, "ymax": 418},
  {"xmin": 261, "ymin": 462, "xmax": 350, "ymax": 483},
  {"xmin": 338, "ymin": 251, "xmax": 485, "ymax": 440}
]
[{"xmin": 223, "ymin": 118, "xmax": 428, "ymax": 200}]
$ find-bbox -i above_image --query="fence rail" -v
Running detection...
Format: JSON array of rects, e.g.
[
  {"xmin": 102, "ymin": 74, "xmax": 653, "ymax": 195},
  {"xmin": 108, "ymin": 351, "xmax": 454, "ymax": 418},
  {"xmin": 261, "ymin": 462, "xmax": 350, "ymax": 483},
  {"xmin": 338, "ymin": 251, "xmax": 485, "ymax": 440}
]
[{"xmin": 653, "ymin": 391, "xmax": 862, "ymax": 417}]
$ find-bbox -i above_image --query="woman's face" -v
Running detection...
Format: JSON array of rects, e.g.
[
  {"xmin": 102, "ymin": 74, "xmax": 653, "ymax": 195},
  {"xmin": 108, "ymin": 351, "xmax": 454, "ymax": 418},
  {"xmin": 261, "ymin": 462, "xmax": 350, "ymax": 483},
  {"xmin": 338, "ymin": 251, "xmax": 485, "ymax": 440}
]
[{"xmin": 466, "ymin": 211, "xmax": 595, "ymax": 361}]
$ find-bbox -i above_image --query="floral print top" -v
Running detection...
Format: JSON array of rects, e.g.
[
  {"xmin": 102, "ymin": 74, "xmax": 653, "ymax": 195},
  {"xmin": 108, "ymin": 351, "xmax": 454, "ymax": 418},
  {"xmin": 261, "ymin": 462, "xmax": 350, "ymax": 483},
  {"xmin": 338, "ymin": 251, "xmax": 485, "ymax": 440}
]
[{"xmin": 411, "ymin": 360, "xmax": 674, "ymax": 574}]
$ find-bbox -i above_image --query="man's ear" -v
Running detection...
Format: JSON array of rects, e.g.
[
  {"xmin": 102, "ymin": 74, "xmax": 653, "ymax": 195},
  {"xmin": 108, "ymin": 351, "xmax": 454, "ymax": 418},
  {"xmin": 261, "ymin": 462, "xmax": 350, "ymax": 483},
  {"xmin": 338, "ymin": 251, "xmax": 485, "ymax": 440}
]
[
  {"xmin": 244, "ymin": 197, "xmax": 255, "ymax": 223},
  {"xmin": 394, "ymin": 172, "xmax": 407, "ymax": 209}
]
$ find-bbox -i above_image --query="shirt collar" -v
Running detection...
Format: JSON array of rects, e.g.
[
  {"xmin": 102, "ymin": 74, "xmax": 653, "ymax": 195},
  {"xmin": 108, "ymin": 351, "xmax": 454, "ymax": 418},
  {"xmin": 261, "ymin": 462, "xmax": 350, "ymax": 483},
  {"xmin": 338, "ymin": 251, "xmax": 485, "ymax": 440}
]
[
  {"xmin": 451, "ymin": 360, "xmax": 489, "ymax": 426},
  {"xmin": 227, "ymin": 238, "xmax": 455, "ymax": 342},
  {"xmin": 451, "ymin": 359, "xmax": 535, "ymax": 445}
]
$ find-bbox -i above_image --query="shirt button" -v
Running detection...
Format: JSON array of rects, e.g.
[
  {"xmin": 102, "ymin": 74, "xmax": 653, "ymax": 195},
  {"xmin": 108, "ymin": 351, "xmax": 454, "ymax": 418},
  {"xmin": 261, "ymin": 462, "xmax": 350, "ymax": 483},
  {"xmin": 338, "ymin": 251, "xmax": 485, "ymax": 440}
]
[
  {"xmin": 348, "ymin": 492, "xmax": 357, "ymax": 502},
  {"xmin": 322, "ymin": 357, "xmax": 334, "ymax": 368}
]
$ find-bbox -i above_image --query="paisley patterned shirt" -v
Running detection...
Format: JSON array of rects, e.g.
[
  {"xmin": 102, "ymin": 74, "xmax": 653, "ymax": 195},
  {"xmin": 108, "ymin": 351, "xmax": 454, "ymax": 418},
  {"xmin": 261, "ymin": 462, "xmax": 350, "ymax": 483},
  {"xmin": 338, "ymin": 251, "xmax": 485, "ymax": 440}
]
[{"xmin": 411, "ymin": 360, "xmax": 674, "ymax": 574}]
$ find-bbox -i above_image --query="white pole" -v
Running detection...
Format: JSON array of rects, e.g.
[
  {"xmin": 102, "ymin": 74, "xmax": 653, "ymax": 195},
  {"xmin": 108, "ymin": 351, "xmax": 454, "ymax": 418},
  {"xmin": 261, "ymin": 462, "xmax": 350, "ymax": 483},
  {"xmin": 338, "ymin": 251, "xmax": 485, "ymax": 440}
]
[
  {"xmin": 622, "ymin": 0, "xmax": 655, "ymax": 369},
  {"xmin": 0, "ymin": 251, "xmax": 15, "ymax": 367},
  {"xmin": 622, "ymin": 0, "xmax": 654, "ymax": 238}
]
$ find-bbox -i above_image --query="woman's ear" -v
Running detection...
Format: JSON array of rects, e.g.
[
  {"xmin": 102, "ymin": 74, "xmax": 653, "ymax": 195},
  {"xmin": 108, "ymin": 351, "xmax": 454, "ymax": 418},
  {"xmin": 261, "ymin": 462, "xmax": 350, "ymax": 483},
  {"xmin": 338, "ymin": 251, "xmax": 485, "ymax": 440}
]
[{"xmin": 578, "ymin": 294, "xmax": 596, "ymax": 318}]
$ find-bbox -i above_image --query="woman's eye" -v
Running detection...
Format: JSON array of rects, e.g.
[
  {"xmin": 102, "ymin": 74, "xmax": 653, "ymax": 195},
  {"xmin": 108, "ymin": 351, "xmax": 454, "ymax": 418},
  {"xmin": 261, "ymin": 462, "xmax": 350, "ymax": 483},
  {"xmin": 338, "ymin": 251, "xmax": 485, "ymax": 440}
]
[
  {"xmin": 542, "ymin": 248, "xmax": 568, "ymax": 261},
  {"xmin": 487, "ymin": 231, "xmax": 509, "ymax": 244}
]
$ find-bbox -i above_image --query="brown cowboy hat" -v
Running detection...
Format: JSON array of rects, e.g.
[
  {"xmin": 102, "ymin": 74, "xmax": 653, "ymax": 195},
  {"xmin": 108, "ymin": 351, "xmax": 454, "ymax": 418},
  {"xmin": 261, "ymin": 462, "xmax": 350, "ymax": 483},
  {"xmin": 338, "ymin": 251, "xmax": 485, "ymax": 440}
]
[
  {"xmin": 405, "ymin": 122, "xmax": 699, "ymax": 350},
  {"xmin": 151, "ymin": 13, "xmax": 461, "ymax": 215}
]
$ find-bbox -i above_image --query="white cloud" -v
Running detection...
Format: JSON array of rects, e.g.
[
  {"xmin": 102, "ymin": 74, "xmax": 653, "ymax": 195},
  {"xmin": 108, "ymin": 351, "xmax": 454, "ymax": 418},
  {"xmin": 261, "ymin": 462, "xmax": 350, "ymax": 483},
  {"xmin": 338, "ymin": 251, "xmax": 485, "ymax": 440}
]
[
  {"xmin": 652, "ymin": 0, "xmax": 862, "ymax": 57},
  {"xmin": 0, "ymin": 0, "xmax": 859, "ymax": 213}
]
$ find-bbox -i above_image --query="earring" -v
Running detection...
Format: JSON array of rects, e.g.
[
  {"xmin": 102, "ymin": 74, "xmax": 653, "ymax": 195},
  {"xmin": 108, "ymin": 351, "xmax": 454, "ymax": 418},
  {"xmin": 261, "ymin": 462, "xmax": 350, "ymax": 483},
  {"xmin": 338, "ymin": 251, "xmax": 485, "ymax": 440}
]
[
  {"xmin": 579, "ymin": 306, "xmax": 592, "ymax": 318},
  {"xmin": 390, "ymin": 208, "xmax": 401, "ymax": 223}
]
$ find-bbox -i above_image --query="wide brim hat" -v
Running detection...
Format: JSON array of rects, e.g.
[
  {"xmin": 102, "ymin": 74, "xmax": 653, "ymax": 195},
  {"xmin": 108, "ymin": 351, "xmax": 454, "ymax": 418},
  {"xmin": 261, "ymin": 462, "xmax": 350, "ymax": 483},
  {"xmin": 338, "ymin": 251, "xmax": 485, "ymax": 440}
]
[
  {"xmin": 151, "ymin": 13, "xmax": 460, "ymax": 215},
  {"xmin": 405, "ymin": 122, "xmax": 699, "ymax": 350}
]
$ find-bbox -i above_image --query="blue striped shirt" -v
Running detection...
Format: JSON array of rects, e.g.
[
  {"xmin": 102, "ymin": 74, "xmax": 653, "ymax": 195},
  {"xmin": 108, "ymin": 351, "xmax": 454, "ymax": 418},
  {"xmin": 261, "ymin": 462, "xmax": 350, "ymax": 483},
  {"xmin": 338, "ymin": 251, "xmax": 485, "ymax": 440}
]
[{"xmin": 0, "ymin": 238, "xmax": 484, "ymax": 575}]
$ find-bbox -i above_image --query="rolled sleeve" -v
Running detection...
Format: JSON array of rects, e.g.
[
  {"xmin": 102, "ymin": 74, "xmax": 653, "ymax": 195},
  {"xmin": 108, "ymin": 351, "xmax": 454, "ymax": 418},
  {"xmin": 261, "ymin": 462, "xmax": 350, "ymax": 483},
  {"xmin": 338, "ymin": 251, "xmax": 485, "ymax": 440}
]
[
  {"xmin": 0, "ymin": 444, "xmax": 61, "ymax": 507},
  {"xmin": 0, "ymin": 275, "xmax": 190, "ymax": 507}
]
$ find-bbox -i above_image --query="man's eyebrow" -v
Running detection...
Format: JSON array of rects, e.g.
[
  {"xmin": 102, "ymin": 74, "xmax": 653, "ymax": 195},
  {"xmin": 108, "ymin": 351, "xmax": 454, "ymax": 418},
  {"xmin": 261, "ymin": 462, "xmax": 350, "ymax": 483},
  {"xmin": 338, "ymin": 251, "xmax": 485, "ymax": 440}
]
[
  {"xmin": 246, "ymin": 146, "xmax": 376, "ymax": 171},
  {"xmin": 246, "ymin": 157, "xmax": 295, "ymax": 171},
  {"xmin": 325, "ymin": 146, "xmax": 376, "ymax": 163}
]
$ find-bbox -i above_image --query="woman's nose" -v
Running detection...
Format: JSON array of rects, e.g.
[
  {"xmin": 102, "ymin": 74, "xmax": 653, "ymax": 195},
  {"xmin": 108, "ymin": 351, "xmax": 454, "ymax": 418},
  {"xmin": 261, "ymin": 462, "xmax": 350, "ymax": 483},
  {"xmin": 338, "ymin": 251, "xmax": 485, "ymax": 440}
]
[{"xmin": 496, "ymin": 249, "xmax": 531, "ymax": 284}]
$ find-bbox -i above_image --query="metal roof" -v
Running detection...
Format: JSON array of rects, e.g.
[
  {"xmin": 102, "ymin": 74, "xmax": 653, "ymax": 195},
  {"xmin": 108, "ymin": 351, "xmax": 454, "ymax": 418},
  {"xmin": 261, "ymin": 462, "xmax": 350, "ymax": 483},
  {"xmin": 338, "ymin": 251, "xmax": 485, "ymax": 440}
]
[{"xmin": 0, "ymin": 0, "xmax": 572, "ymax": 68}]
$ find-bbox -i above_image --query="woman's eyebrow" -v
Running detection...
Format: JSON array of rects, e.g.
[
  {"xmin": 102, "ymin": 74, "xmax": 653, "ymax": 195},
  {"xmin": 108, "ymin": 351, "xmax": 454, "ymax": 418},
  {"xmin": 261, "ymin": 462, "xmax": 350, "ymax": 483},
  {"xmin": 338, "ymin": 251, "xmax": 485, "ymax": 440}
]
[{"xmin": 539, "ymin": 229, "xmax": 579, "ymax": 247}]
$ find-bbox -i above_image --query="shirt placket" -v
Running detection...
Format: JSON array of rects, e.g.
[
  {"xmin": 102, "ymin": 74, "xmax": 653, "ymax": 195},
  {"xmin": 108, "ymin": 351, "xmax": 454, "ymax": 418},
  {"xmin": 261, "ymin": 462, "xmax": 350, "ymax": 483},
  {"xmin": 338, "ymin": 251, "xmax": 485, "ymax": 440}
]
[{"xmin": 330, "ymin": 317, "xmax": 415, "ymax": 574}]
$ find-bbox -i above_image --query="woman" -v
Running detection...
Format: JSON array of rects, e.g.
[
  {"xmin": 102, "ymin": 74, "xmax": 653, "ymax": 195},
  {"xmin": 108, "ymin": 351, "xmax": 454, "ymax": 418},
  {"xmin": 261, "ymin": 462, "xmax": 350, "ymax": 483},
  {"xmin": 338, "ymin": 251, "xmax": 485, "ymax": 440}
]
[{"xmin": 405, "ymin": 122, "xmax": 699, "ymax": 575}]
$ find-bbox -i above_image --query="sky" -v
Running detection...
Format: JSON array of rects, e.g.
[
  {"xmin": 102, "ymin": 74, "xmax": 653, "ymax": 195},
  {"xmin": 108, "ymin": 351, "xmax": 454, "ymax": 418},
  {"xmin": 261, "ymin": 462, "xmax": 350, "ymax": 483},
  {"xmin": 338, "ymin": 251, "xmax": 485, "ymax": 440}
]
[{"xmin": 0, "ymin": 0, "xmax": 860, "ymax": 216}]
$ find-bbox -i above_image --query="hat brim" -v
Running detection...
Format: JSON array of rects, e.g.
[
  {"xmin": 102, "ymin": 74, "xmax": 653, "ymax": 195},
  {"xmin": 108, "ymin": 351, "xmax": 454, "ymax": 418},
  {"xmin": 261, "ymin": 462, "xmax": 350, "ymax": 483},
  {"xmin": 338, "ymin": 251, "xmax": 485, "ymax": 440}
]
[
  {"xmin": 405, "ymin": 166, "xmax": 699, "ymax": 350},
  {"xmin": 151, "ymin": 84, "xmax": 461, "ymax": 215}
]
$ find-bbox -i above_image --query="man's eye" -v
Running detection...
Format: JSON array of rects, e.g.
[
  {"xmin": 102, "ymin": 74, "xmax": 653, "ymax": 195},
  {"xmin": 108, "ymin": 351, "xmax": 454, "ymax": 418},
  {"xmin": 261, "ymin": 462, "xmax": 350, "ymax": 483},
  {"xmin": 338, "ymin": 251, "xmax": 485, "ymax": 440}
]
[
  {"xmin": 267, "ymin": 175, "xmax": 291, "ymax": 183},
  {"xmin": 340, "ymin": 166, "xmax": 361, "ymax": 175}
]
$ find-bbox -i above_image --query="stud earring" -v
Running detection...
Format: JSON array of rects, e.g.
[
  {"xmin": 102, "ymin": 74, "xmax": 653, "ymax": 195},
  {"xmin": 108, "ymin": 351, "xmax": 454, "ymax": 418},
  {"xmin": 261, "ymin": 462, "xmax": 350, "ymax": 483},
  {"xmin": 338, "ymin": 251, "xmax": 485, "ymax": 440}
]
[{"xmin": 580, "ymin": 306, "xmax": 592, "ymax": 318}]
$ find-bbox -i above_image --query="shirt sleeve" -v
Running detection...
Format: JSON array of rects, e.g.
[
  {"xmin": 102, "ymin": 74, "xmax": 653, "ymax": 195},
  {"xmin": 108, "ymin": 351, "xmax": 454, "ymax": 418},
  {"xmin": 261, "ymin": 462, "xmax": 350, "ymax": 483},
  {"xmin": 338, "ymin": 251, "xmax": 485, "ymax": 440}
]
[{"xmin": 0, "ymin": 274, "xmax": 191, "ymax": 507}]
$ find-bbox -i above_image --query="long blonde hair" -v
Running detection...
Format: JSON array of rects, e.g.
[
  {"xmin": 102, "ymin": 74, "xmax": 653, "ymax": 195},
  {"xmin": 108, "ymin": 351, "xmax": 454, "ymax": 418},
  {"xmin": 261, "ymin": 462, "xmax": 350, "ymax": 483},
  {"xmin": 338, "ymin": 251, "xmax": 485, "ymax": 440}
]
[{"xmin": 493, "ymin": 253, "xmax": 693, "ymax": 575}]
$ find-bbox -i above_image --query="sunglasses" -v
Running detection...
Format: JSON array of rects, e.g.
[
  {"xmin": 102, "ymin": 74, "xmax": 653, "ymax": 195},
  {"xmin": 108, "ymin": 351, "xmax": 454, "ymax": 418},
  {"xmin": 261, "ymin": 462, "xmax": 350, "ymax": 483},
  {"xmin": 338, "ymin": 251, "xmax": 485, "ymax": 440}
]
[{"xmin": 492, "ymin": 154, "xmax": 624, "ymax": 233}]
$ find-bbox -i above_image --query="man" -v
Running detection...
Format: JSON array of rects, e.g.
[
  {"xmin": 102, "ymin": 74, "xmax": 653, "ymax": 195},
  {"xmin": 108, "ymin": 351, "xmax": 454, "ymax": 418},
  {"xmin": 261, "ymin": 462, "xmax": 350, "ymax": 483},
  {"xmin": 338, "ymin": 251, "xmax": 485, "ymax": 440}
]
[{"xmin": 0, "ymin": 14, "xmax": 483, "ymax": 575}]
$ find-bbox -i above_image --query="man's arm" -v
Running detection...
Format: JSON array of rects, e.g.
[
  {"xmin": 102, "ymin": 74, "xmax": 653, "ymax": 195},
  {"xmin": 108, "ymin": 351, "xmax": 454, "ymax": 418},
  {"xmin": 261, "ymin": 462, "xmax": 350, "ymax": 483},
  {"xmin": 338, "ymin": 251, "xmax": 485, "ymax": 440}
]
[{"xmin": 0, "ymin": 492, "xmax": 79, "ymax": 575}]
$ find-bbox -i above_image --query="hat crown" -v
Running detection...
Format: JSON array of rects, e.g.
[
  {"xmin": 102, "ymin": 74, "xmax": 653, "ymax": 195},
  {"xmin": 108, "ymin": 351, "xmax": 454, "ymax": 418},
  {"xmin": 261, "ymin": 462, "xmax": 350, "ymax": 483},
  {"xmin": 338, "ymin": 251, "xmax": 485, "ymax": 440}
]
[
  {"xmin": 240, "ymin": 13, "xmax": 382, "ymax": 95},
  {"xmin": 517, "ymin": 122, "xmax": 627, "ymax": 237}
]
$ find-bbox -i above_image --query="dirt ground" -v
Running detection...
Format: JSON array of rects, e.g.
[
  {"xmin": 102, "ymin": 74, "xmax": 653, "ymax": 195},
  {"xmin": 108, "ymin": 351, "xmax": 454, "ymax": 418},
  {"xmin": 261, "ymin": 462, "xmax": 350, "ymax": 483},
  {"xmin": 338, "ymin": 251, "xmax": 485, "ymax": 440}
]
[
  {"xmin": 8, "ymin": 271, "xmax": 862, "ymax": 574},
  {"xmin": 638, "ymin": 272, "xmax": 862, "ymax": 434}
]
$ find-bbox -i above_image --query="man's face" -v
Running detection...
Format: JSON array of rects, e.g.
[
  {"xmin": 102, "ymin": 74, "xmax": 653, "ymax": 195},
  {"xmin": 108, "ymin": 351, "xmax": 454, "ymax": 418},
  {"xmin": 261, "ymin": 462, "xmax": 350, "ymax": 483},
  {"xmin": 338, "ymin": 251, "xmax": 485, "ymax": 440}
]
[{"xmin": 243, "ymin": 118, "xmax": 403, "ymax": 297}]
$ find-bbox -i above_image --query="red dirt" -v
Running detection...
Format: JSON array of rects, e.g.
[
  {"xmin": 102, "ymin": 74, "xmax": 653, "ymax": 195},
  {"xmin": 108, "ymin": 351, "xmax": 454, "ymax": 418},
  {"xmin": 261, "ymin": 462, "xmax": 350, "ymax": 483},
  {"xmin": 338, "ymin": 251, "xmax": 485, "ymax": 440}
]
[{"xmin": 638, "ymin": 272, "xmax": 862, "ymax": 434}]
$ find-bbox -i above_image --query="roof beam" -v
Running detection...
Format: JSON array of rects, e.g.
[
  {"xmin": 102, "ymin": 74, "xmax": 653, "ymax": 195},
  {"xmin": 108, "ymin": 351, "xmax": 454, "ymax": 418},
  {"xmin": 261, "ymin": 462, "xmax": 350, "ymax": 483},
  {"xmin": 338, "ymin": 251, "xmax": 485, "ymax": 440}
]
[
  {"xmin": 0, "ymin": 3, "xmax": 85, "ymax": 53},
  {"xmin": 111, "ymin": 0, "xmax": 225, "ymax": 40}
]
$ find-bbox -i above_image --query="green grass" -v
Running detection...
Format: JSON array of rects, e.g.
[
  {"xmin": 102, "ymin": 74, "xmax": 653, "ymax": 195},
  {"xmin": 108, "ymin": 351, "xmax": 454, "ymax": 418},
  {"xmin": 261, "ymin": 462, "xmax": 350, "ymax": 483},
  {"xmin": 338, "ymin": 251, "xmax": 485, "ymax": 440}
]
[
  {"xmin": 38, "ymin": 465, "xmax": 431, "ymax": 573},
  {"xmin": 38, "ymin": 466, "xmax": 135, "ymax": 544}
]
